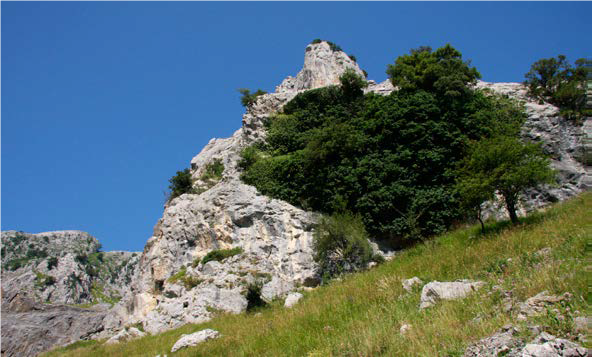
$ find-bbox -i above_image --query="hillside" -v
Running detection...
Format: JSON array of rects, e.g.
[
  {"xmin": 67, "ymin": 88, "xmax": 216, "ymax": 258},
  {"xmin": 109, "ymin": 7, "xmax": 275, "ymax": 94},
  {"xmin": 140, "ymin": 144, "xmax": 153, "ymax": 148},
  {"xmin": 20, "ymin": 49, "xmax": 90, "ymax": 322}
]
[{"xmin": 46, "ymin": 192, "xmax": 590, "ymax": 356}]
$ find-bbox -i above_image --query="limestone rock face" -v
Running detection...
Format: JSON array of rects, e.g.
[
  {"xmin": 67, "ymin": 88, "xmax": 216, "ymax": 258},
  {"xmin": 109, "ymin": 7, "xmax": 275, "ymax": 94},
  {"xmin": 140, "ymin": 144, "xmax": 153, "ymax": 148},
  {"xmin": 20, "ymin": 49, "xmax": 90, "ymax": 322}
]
[
  {"xmin": 276, "ymin": 41, "xmax": 365, "ymax": 93},
  {"xmin": 0, "ymin": 294, "xmax": 108, "ymax": 357},
  {"xmin": 474, "ymin": 81, "xmax": 589, "ymax": 219},
  {"xmin": 126, "ymin": 41, "xmax": 368, "ymax": 334},
  {"xmin": 1, "ymin": 231, "xmax": 140, "ymax": 305}
]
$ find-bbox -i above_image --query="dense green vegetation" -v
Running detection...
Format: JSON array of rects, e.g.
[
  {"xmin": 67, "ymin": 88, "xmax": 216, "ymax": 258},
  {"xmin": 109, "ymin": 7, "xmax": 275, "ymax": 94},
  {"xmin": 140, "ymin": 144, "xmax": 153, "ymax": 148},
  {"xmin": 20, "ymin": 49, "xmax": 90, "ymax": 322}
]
[
  {"xmin": 524, "ymin": 55, "xmax": 591, "ymax": 121},
  {"xmin": 240, "ymin": 44, "xmax": 544, "ymax": 247},
  {"xmin": 46, "ymin": 193, "xmax": 590, "ymax": 357},
  {"xmin": 167, "ymin": 168, "xmax": 195, "ymax": 201}
]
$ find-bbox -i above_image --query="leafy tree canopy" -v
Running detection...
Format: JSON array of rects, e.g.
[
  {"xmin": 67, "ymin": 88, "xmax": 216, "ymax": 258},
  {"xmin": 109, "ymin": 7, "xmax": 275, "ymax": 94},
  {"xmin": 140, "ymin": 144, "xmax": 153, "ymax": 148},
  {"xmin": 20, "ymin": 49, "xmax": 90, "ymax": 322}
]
[
  {"xmin": 456, "ymin": 136, "xmax": 556, "ymax": 225},
  {"xmin": 386, "ymin": 44, "xmax": 481, "ymax": 99},
  {"xmin": 524, "ymin": 55, "xmax": 591, "ymax": 121}
]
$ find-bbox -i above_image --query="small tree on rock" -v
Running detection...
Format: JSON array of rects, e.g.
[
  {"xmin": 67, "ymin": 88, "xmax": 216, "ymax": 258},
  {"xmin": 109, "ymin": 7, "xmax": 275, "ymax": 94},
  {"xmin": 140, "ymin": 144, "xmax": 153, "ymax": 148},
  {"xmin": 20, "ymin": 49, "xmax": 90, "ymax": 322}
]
[{"xmin": 456, "ymin": 136, "xmax": 556, "ymax": 225}]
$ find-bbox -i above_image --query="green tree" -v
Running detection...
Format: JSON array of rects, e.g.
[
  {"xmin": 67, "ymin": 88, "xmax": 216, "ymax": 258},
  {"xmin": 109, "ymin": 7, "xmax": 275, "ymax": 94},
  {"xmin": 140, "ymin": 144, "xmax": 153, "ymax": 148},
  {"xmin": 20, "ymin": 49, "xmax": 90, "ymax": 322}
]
[
  {"xmin": 386, "ymin": 44, "xmax": 481, "ymax": 98},
  {"xmin": 457, "ymin": 136, "xmax": 556, "ymax": 225},
  {"xmin": 339, "ymin": 68, "xmax": 367, "ymax": 98},
  {"xmin": 168, "ymin": 168, "xmax": 194, "ymax": 201},
  {"xmin": 524, "ymin": 55, "xmax": 590, "ymax": 120}
]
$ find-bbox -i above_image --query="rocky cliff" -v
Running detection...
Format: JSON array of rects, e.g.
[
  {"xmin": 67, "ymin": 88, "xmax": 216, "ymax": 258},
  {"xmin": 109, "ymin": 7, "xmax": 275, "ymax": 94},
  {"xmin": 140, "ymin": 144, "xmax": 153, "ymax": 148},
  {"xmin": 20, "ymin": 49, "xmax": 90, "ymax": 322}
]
[
  {"xmin": 1, "ymin": 230, "xmax": 140, "ymax": 356},
  {"xmin": 120, "ymin": 41, "xmax": 589, "ymax": 335},
  {"xmin": 1, "ymin": 230, "xmax": 140, "ymax": 306}
]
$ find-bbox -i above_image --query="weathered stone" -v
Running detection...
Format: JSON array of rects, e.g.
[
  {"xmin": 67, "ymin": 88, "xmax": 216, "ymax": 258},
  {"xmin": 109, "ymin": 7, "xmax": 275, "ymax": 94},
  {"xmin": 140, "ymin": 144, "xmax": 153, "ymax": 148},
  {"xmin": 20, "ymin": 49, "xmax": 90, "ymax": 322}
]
[
  {"xmin": 105, "ymin": 327, "xmax": 146, "ymax": 345},
  {"xmin": 402, "ymin": 277, "xmax": 423, "ymax": 292},
  {"xmin": 419, "ymin": 280, "xmax": 485, "ymax": 309},
  {"xmin": 517, "ymin": 291, "xmax": 571, "ymax": 321},
  {"xmin": 0, "ymin": 299, "xmax": 107, "ymax": 357},
  {"xmin": 464, "ymin": 327, "xmax": 588, "ymax": 357},
  {"xmin": 170, "ymin": 329, "xmax": 220, "ymax": 353},
  {"xmin": 523, "ymin": 332, "xmax": 588, "ymax": 357},
  {"xmin": 284, "ymin": 292, "xmax": 303, "ymax": 308},
  {"xmin": 463, "ymin": 325, "xmax": 523, "ymax": 357}
]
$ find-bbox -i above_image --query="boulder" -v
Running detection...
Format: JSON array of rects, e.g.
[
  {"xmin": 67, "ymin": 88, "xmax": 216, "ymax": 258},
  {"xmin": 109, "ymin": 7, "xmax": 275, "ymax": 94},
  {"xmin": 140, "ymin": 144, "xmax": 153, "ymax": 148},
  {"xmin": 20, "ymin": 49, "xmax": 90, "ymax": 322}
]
[
  {"xmin": 517, "ymin": 291, "xmax": 571, "ymax": 321},
  {"xmin": 402, "ymin": 277, "xmax": 423, "ymax": 292},
  {"xmin": 170, "ymin": 329, "xmax": 220, "ymax": 353},
  {"xmin": 284, "ymin": 292, "xmax": 303, "ymax": 308},
  {"xmin": 419, "ymin": 280, "xmax": 485, "ymax": 309},
  {"xmin": 523, "ymin": 332, "xmax": 588, "ymax": 357}
]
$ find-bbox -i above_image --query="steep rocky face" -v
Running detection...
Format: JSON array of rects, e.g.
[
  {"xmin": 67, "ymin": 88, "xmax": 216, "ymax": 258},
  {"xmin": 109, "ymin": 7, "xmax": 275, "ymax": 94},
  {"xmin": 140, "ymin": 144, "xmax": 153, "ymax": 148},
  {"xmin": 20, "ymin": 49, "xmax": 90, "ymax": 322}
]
[
  {"xmin": 124, "ymin": 41, "xmax": 367, "ymax": 333},
  {"xmin": 1, "ymin": 293, "xmax": 108, "ymax": 357},
  {"xmin": 276, "ymin": 41, "xmax": 365, "ymax": 93},
  {"xmin": 1, "ymin": 230, "xmax": 140, "ymax": 305},
  {"xmin": 123, "ymin": 42, "xmax": 589, "ymax": 334}
]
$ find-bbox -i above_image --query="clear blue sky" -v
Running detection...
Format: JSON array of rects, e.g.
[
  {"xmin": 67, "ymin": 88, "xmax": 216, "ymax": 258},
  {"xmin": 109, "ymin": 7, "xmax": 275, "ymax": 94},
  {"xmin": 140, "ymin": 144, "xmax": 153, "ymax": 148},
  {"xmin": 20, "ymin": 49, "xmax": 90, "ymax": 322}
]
[{"xmin": 2, "ymin": 2, "xmax": 590, "ymax": 252}]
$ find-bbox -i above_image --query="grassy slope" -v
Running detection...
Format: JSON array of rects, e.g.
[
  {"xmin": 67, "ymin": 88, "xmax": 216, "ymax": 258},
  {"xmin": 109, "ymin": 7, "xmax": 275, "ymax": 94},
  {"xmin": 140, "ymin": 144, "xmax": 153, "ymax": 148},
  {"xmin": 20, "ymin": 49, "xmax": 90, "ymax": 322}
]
[{"xmin": 46, "ymin": 193, "xmax": 590, "ymax": 356}]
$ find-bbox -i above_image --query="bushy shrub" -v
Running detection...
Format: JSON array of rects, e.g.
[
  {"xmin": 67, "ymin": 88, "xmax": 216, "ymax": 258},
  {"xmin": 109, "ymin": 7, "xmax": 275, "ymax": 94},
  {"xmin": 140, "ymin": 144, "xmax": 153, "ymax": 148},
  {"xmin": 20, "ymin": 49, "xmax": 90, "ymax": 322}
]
[
  {"xmin": 239, "ymin": 88, "xmax": 267, "ymax": 107},
  {"xmin": 313, "ymin": 213, "xmax": 373, "ymax": 281},
  {"xmin": 524, "ymin": 55, "xmax": 590, "ymax": 121},
  {"xmin": 200, "ymin": 247, "xmax": 243, "ymax": 265},
  {"xmin": 245, "ymin": 282, "xmax": 266, "ymax": 311},
  {"xmin": 167, "ymin": 168, "xmax": 195, "ymax": 202},
  {"xmin": 35, "ymin": 272, "xmax": 56, "ymax": 289},
  {"xmin": 47, "ymin": 257, "xmax": 58, "ymax": 270}
]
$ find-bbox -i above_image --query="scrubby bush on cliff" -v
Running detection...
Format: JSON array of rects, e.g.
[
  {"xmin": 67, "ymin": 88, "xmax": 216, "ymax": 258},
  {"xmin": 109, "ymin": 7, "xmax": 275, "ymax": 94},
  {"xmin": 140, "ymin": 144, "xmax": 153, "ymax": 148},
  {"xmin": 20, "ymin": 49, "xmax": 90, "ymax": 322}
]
[
  {"xmin": 313, "ymin": 213, "xmax": 373, "ymax": 281},
  {"xmin": 524, "ymin": 55, "xmax": 590, "ymax": 121},
  {"xmin": 167, "ymin": 168, "xmax": 195, "ymax": 201},
  {"xmin": 238, "ymin": 88, "xmax": 267, "ymax": 107}
]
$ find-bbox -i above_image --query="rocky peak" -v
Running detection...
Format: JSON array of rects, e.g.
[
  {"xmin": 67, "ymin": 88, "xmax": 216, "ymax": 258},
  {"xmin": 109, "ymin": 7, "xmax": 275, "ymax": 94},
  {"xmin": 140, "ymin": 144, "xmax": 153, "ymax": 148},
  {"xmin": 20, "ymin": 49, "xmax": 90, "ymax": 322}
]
[{"xmin": 276, "ymin": 41, "xmax": 365, "ymax": 93}]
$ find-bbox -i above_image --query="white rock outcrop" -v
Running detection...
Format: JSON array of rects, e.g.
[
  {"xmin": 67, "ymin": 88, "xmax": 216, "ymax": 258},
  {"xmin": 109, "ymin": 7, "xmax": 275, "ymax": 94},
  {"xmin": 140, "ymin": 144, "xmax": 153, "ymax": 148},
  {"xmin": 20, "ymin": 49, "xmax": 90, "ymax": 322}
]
[
  {"xmin": 419, "ymin": 280, "xmax": 485, "ymax": 309},
  {"xmin": 170, "ymin": 329, "xmax": 220, "ymax": 353}
]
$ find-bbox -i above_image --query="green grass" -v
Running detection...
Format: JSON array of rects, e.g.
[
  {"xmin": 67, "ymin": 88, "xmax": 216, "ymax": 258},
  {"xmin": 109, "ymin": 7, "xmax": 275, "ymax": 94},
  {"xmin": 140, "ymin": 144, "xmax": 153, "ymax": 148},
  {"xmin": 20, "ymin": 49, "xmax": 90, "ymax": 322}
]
[{"xmin": 45, "ymin": 193, "xmax": 590, "ymax": 356}]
